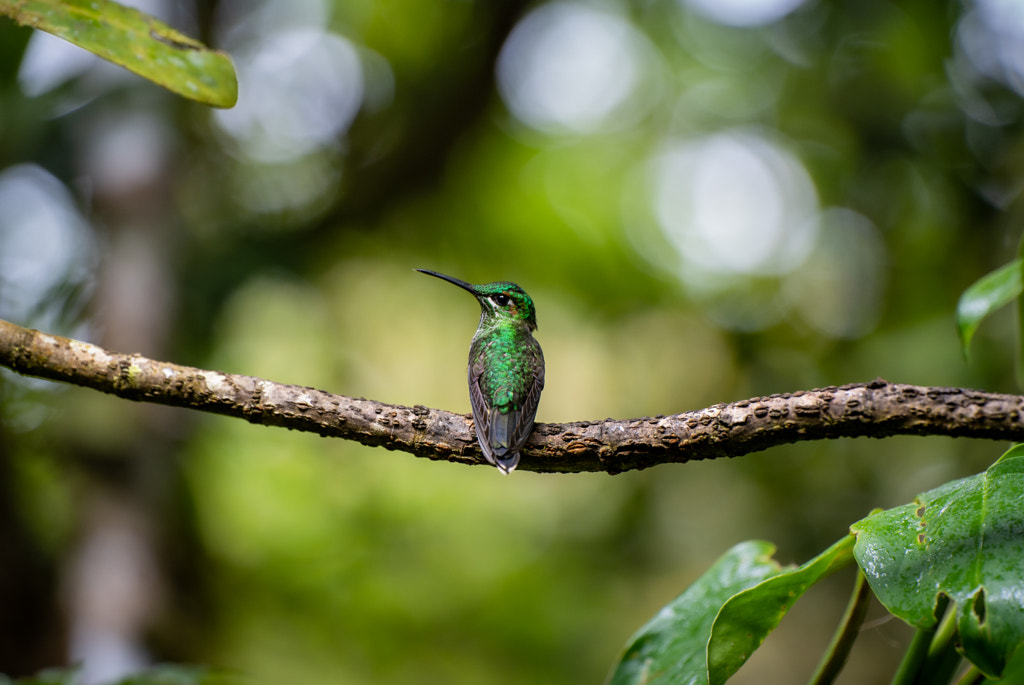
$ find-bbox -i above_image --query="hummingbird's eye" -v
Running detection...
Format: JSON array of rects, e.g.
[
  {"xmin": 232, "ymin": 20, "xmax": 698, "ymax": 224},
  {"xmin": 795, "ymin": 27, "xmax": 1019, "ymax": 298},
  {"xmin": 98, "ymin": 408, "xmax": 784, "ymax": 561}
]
[{"xmin": 493, "ymin": 294, "xmax": 510, "ymax": 306}]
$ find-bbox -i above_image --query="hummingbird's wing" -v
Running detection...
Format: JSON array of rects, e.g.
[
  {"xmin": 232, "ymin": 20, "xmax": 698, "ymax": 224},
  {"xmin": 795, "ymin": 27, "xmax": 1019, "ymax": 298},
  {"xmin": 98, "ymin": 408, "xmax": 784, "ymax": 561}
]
[
  {"xmin": 506, "ymin": 340, "xmax": 544, "ymax": 460},
  {"xmin": 468, "ymin": 362, "xmax": 500, "ymax": 468}
]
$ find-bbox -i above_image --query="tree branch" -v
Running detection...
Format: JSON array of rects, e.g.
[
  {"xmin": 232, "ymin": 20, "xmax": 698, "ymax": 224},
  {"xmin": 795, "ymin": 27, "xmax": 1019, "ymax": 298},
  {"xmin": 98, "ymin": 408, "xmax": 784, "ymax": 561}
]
[{"xmin": 2, "ymin": 318, "xmax": 1022, "ymax": 473}]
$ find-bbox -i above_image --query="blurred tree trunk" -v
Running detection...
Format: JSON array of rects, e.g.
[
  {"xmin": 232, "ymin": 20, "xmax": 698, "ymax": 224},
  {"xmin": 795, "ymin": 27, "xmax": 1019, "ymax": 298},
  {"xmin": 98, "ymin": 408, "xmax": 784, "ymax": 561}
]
[
  {"xmin": 66, "ymin": 187, "xmax": 173, "ymax": 682},
  {"xmin": 0, "ymin": 424, "xmax": 64, "ymax": 675},
  {"xmin": 59, "ymin": 103, "xmax": 208, "ymax": 682}
]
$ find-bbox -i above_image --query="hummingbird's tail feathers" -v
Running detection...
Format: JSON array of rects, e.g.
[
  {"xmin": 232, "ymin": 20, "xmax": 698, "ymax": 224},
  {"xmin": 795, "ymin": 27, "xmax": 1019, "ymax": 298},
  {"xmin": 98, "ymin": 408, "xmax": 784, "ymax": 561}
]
[
  {"xmin": 487, "ymin": 410, "xmax": 519, "ymax": 474},
  {"xmin": 495, "ymin": 452, "xmax": 519, "ymax": 475},
  {"xmin": 472, "ymin": 407, "xmax": 523, "ymax": 474},
  {"xmin": 489, "ymin": 408, "xmax": 515, "ymax": 453}
]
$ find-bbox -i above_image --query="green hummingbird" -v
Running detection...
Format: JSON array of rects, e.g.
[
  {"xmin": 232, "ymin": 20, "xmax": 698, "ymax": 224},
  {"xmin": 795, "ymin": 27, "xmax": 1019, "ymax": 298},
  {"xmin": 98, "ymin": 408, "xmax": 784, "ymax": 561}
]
[{"xmin": 417, "ymin": 269, "xmax": 545, "ymax": 474}]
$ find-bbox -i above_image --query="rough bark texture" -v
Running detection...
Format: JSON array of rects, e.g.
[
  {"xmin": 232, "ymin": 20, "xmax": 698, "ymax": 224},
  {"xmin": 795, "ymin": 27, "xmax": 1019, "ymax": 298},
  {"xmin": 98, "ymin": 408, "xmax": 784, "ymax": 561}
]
[{"xmin": 3, "ymin": 318, "xmax": 1023, "ymax": 474}]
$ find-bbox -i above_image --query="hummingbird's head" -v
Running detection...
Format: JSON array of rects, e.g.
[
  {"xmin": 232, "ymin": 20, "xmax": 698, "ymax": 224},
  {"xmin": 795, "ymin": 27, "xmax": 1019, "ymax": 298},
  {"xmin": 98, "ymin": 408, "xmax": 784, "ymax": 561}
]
[
  {"xmin": 417, "ymin": 269, "xmax": 538, "ymax": 331},
  {"xmin": 473, "ymin": 281, "xmax": 538, "ymax": 331}
]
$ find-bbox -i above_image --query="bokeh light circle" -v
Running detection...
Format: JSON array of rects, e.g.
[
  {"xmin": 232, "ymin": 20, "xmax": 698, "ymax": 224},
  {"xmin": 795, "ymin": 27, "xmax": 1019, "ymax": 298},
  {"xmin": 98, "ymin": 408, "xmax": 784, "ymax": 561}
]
[
  {"xmin": 497, "ymin": 2, "xmax": 656, "ymax": 135},
  {"xmin": 214, "ymin": 28, "xmax": 364, "ymax": 163},
  {"xmin": 651, "ymin": 130, "xmax": 819, "ymax": 280}
]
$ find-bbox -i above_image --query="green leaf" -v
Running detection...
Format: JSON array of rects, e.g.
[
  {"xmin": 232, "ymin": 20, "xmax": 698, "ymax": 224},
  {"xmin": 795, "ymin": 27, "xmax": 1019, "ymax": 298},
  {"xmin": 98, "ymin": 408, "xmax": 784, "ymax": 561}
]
[
  {"xmin": 707, "ymin": 535, "xmax": 855, "ymax": 684},
  {"xmin": 956, "ymin": 259, "xmax": 1023, "ymax": 361},
  {"xmin": 995, "ymin": 642, "xmax": 1024, "ymax": 683},
  {"xmin": 609, "ymin": 541, "xmax": 779, "ymax": 685},
  {"xmin": 851, "ymin": 444, "xmax": 1024, "ymax": 679},
  {"xmin": 0, "ymin": 0, "xmax": 237, "ymax": 107},
  {"xmin": 609, "ymin": 538, "xmax": 855, "ymax": 685}
]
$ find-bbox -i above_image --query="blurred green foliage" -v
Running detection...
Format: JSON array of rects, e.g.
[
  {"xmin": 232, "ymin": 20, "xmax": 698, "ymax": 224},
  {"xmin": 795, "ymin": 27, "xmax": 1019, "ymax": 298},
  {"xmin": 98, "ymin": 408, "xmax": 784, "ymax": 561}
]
[{"xmin": 2, "ymin": 0, "xmax": 1024, "ymax": 683}]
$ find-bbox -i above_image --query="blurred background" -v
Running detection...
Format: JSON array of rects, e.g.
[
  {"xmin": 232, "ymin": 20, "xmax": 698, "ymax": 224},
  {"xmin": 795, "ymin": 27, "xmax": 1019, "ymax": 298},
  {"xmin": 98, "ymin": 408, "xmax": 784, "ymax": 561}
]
[{"xmin": 1, "ymin": 0, "xmax": 1023, "ymax": 682}]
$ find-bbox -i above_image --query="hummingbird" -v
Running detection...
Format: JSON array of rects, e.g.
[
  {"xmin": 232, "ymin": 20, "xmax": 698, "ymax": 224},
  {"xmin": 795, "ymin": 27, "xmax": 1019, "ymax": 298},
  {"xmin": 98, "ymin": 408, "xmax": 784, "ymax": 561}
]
[{"xmin": 417, "ymin": 269, "xmax": 545, "ymax": 474}]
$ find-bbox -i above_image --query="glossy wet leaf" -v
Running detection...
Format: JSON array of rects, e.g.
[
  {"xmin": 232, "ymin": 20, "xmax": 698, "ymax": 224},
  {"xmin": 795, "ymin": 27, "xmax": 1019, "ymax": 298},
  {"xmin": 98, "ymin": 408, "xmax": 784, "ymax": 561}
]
[
  {"xmin": 0, "ymin": 0, "xmax": 236, "ymax": 107},
  {"xmin": 707, "ymin": 535, "xmax": 855, "ymax": 684},
  {"xmin": 609, "ymin": 537, "xmax": 854, "ymax": 685},
  {"xmin": 851, "ymin": 444, "xmax": 1024, "ymax": 679},
  {"xmin": 956, "ymin": 258, "xmax": 1022, "ymax": 361}
]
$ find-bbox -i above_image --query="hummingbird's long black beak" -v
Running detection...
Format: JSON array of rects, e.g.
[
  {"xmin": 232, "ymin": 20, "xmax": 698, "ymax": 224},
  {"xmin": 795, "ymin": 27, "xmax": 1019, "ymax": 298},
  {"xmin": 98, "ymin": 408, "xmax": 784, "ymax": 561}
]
[{"xmin": 416, "ymin": 269, "xmax": 478, "ymax": 295}]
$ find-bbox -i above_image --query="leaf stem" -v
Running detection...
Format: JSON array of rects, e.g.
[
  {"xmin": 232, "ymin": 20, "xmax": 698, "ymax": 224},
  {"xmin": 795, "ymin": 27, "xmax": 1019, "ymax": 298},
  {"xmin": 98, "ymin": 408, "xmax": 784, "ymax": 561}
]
[
  {"xmin": 890, "ymin": 596, "xmax": 949, "ymax": 685},
  {"xmin": 919, "ymin": 603, "xmax": 962, "ymax": 684},
  {"xmin": 956, "ymin": 666, "xmax": 986, "ymax": 685},
  {"xmin": 808, "ymin": 570, "xmax": 872, "ymax": 685}
]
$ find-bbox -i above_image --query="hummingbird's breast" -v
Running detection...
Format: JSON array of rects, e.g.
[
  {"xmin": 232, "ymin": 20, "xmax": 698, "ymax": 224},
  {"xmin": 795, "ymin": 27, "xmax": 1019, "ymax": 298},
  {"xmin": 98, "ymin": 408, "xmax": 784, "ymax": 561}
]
[{"xmin": 470, "ymin": 324, "xmax": 543, "ymax": 412}]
